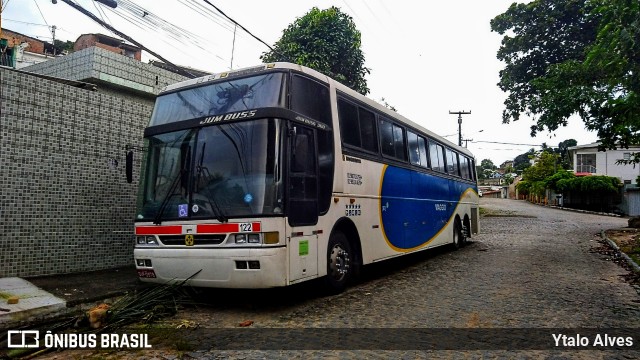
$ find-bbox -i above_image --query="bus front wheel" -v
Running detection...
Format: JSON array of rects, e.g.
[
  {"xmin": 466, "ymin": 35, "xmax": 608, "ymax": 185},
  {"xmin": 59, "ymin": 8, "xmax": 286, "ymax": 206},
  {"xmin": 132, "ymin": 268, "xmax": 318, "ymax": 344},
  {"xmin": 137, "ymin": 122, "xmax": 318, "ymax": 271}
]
[
  {"xmin": 452, "ymin": 220, "xmax": 463, "ymax": 250},
  {"xmin": 324, "ymin": 231, "xmax": 352, "ymax": 293}
]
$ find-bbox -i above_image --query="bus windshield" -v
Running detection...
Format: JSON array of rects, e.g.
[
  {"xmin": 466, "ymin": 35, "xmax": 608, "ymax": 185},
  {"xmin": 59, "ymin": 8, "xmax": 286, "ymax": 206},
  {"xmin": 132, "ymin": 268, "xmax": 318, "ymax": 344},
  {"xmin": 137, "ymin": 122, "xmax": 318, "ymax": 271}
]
[
  {"xmin": 149, "ymin": 73, "xmax": 285, "ymax": 126},
  {"xmin": 136, "ymin": 119, "xmax": 283, "ymax": 222}
]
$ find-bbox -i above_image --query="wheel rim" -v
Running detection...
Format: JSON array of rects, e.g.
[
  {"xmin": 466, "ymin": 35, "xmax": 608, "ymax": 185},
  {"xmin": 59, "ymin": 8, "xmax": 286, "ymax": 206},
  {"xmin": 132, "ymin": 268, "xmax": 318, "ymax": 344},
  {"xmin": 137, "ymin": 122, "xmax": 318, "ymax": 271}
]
[{"xmin": 329, "ymin": 243, "xmax": 350, "ymax": 281}]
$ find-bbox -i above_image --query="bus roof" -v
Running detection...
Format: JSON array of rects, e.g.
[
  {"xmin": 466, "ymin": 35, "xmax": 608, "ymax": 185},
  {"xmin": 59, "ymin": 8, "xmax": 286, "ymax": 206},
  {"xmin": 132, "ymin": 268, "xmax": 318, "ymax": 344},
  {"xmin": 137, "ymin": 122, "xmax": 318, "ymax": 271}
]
[{"xmin": 160, "ymin": 62, "xmax": 474, "ymax": 158}]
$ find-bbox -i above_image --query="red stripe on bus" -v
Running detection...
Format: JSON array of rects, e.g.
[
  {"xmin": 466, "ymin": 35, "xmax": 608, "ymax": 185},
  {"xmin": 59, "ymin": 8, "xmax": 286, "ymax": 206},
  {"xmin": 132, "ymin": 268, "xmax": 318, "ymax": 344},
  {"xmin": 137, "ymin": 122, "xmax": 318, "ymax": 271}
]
[
  {"xmin": 197, "ymin": 222, "xmax": 261, "ymax": 233},
  {"xmin": 197, "ymin": 224, "xmax": 239, "ymax": 233},
  {"xmin": 135, "ymin": 225, "xmax": 182, "ymax": 235}
]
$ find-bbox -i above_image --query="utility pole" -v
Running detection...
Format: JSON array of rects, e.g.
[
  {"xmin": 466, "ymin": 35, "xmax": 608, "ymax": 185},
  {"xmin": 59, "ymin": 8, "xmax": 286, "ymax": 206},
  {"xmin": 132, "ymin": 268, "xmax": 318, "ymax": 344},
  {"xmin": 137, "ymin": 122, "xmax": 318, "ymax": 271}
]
[
  {"xmin": 463, "ymin": 138, "xmax": 473, "ymax": 148},
  {"xmin": 51, "ymin": 25, "xmax": 56, "ymax": 56},
  {"xmin": 449, "ymin": 110, "xmax": 471, "ymax": 147}
]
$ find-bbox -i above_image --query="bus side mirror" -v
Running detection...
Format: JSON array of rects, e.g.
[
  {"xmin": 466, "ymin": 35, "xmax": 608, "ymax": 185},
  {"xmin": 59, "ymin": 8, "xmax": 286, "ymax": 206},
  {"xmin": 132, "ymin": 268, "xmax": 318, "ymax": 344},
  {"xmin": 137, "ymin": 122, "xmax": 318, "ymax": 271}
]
[{"xmin": 126, "ymin": 151, "xmax": 133, "ymax": 183}]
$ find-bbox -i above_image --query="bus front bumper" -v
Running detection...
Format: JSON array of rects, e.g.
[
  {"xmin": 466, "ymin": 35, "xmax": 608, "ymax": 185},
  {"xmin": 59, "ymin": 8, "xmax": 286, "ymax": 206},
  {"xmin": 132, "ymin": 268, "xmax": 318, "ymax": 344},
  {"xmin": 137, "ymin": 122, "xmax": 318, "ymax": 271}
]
[{"xmin": 134, "ymin": 246, "xmax": 288, "ymax": 288}]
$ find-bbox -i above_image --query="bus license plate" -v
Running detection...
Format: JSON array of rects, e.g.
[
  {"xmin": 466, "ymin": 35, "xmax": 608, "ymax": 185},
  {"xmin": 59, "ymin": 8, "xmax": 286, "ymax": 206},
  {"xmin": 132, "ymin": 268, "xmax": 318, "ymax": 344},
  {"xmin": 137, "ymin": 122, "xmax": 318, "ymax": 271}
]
[{"xmin": 137, "ymin": 269, "xmax": 156, "ymax": 278}]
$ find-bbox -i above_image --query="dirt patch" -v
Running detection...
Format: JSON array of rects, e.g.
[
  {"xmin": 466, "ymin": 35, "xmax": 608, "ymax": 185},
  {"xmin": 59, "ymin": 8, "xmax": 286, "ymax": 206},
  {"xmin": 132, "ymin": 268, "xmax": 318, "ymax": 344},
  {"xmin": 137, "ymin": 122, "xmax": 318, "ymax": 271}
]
[
  {"xmin": 602, "ymin": 228, "xmax": 640, "ymax": 284},
  {"xmin": 605, "ymin": 229, "xmax": 640, "ymax": 261}
]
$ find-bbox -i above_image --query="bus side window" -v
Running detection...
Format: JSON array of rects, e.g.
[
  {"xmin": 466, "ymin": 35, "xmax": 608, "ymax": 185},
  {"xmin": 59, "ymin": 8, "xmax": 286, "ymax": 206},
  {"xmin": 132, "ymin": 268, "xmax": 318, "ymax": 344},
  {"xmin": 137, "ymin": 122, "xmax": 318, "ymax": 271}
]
[
  {"xmin": 408, "ymin": 131, "xmax": 428, "ymax": 168},
  {"xmin": 445, "ymin": 149, "xmax": 460, "ymax": 176},
  {"xmin": 380, "ymin": 118, "xmax": 406, "ymax": 161},
  {"xmin": 429, "ymin": 140, "xmax": 445, "ymax": 172},
  {"xmin": 291, "ymin": 75, "xmax": 331, "ymax": 127},
  {"xmin": 338, "ymin": 99, "xmax": 361, "ymax": 148}
]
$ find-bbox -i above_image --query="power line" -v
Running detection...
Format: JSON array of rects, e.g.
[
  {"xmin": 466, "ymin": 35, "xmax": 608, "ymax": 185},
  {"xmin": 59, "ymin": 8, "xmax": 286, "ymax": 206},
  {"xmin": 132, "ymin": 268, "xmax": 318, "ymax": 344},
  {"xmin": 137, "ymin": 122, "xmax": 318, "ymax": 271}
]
[
  {"xmin": 3, "ymin": 18, "xmax": 50, "ymax": 27},
  {"xmin": 201, "ymin": 0, "xmax": 274, "ymax": 52},
  {"xmin": 32, "ymin": 0, "xmax": 49, "ymax": 28},
  {"xmin": 473, "ymin": 140, "xmax": 555, "ymax": 147},
  {"xmin": 55, "ymin": 0, "xmax": 196, "ymax": 78}
]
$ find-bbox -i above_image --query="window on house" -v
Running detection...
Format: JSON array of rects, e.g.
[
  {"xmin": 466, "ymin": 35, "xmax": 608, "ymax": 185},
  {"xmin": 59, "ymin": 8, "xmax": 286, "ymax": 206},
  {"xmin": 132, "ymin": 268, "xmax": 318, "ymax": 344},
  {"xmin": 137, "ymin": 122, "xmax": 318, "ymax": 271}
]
[{"xmin": 576, "ymin": 153, "xmax": 596, "ymax": 173}]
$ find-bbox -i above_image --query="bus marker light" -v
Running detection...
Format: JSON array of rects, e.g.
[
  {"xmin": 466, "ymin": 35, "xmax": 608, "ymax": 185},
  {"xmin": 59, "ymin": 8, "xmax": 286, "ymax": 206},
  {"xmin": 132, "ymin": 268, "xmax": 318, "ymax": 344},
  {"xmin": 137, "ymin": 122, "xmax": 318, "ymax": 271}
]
[
  {"xmin": 248, "ymin": 234, "xmax": 260, "ymax": 243},
  {"xmin": 264, "ymin": 232, "xmax": 279, "ymax": 244},
  {"xmin": 234, "ymin": 234, "xmax": 247, "ymax": 244}
]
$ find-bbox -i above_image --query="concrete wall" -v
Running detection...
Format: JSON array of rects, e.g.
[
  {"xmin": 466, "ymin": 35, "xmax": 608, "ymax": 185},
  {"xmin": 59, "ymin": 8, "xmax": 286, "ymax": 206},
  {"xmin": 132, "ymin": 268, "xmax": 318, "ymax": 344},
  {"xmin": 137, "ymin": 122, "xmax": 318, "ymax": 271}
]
[
  {"xmin": 23, "ymin": 46, "xmax": 185, "ymax": 99},
  {"xmin": 0, "ymin": 67, "xmax": 152, "ymax": 277}
]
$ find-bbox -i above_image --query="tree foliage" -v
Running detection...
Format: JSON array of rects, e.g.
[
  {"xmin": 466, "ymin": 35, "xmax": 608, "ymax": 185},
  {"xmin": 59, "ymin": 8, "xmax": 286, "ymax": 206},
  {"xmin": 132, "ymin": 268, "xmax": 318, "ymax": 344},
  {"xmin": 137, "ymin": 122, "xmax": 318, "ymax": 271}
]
[
  {"xmin": 480, "ymin": 159, "xmax": 496, "ymax": 170},
  {"xmin": 545, "ymin": 170, "xmax": 576, "ymax": 191},
  {"xmin": 491, "ymin": 0, "xmax": 640, "ymax": 151},
  {"xmin": 557, "ymin": 175, "xmax": 622, "ymax": 193},
  {"xmin": 261, "ymin": 6, "xmax": 370, "ymax": 95},
  {"xmin": 522, "ymin": 151, "xmax": 559, "ymax": 182},
  {"xmin": 513, "ymin": 149, "xmax": 535, "ymax": 172}
]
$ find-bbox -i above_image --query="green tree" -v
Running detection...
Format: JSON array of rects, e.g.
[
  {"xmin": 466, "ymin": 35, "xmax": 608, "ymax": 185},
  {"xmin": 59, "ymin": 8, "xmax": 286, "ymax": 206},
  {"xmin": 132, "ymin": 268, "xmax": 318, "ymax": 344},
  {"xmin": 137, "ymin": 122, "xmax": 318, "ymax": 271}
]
[
  {"xmin": 522, "ymin": 151, "xmax": 559, "ymax": 182},
  {"xmin": 261, "ymin": 6, "xmax": 370, "ymax": 95},
  {"xmin": 544, "ymin": 170, "xmax": 576, "ymax": 191},
  {"xmin": 480, "ymin": 159, "xmax": 496, "ymax": 170},
  {"xmin": 53, "ymin": 40, "xmax": 74, "ymax": 54},
  {"xmin": 557, "ymin": 139, "xmax": 577, "ymax": 169},
  {"xmin": 503, "ymin": 173, "xmax": 515, "ymax": 185},
  {"xmin": 491, "ymin": 0, "xmax": 640, "ymax": 152},
  {"xmin": 513, "ymin": 149, "xmax": 535, "ymax": 172}
]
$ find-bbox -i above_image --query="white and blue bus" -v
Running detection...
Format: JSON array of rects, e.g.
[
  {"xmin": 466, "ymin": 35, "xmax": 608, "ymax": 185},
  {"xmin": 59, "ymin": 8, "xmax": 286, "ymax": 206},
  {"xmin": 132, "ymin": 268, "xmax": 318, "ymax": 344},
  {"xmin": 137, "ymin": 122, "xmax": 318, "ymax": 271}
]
[{"xmin": 130, "ymin": 62, "xmax": 479, "ymax": 292}]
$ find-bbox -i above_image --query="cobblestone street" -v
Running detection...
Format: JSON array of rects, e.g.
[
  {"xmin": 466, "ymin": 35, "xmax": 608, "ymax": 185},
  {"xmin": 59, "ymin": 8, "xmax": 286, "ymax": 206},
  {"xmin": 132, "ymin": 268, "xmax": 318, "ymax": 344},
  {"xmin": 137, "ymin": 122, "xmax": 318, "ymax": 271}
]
[{"xmin": 38, "ymin": 198, "xmax": 640, "ymax": 359}]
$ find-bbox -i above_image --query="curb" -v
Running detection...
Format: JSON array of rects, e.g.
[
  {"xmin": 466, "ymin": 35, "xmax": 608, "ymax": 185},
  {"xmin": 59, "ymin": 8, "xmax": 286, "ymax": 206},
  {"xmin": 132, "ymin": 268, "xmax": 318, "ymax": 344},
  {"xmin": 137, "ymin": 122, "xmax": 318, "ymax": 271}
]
[
  {"xmin": 547, "ymin": 204, "xmax": 622, "ymax": 218},
  {"xmin": 600, "ymin": 230, "xmax": 640, "ymax": 273}
]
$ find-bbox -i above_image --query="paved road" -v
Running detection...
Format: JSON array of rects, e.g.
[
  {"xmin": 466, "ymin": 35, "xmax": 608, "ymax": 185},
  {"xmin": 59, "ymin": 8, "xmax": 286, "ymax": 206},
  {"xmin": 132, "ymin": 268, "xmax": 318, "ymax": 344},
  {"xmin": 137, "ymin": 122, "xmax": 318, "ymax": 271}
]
[{"xmin": 38, "ymin": 198, "xmax": 640, "ymax": 359}]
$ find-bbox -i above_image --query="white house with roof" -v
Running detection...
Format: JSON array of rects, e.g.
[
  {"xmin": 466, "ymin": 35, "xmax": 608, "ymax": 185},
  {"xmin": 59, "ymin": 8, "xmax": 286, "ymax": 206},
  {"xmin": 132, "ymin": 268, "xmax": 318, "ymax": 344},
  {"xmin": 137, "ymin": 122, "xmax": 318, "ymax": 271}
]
[{"xmin": 567, "ymin": 142, "xmax": 640, "ymax": 185}]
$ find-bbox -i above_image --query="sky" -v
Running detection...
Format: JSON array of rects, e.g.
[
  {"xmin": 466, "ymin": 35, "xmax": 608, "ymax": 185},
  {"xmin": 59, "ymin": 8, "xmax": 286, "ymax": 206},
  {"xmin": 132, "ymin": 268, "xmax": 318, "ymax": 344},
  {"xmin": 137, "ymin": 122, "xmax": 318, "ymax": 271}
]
[{"xmin": 1, "ymin": 0, "xmax": 600, "ymax": 166}]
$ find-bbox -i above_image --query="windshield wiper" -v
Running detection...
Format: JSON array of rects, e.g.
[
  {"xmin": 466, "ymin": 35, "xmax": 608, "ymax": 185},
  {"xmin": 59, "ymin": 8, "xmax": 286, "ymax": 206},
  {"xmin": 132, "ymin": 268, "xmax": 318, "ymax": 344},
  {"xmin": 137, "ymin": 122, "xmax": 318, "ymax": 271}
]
[
  {"xmin": 195, "ymin": 142, "xmax": 228, "ymax": 223},
  {"xmin": 153, "ymin": 168, "xmax": 184, "ymax": 225}
]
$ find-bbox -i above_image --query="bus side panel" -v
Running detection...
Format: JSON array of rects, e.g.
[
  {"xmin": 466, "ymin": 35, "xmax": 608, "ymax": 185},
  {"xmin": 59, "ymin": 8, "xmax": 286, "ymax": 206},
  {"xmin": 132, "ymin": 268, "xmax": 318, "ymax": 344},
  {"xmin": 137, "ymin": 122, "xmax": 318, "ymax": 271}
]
[{"xmin": 378, "ymin": 165, "xmax": 478, "ymax": 254}]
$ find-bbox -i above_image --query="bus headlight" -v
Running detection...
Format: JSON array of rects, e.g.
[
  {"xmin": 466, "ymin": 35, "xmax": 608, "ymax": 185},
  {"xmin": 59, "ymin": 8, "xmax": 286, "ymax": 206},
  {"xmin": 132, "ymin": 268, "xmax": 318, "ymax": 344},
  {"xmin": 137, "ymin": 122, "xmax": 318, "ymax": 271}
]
[
  {"xmin": 136, "ymin": 236, "xmax": 158, "ymax": 246},
  {"xmin": 234, "ymin": 234, "xmax": 247, "ymax": 244},
  {"xmin": 233, "ymin": 233, "xmax": 261, "ymax": 244},
  {"xmin": 231, "ymin": 232, "xmax": 279, "ymax": 245}
]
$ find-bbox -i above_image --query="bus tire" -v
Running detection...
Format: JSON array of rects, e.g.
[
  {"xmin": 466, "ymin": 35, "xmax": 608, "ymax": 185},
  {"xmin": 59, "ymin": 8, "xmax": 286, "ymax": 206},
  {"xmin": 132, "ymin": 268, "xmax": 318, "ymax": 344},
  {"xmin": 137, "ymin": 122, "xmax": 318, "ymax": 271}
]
[
  {"xmin": 324, "ymin": 231, "xmax": 352, "ymax": 294},
  {"xmin": 463, "ymin": 216, "xmax": 471, "ymax": 245},
  {"xmin": 452, "ymin": 220, "xmax": 462, "ymax": 250}
]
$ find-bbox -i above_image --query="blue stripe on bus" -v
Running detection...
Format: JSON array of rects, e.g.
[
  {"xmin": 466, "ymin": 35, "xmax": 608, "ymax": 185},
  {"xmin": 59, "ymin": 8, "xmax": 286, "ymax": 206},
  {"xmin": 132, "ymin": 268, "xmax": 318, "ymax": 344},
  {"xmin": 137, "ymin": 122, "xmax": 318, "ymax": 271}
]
[{"xmin": 379, "ymin": 165, "xmax": 476, "ymax": 251}]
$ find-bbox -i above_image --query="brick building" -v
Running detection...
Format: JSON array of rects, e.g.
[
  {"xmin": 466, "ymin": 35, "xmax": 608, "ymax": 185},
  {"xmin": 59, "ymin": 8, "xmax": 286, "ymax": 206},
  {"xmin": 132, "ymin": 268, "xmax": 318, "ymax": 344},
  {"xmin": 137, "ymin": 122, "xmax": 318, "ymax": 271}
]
[
  {"xmin": 0, "ymin": 28, "xmax": 60, "ymax": 68},
  {"xmin": 74, "ymin": 33, "xmax": 142, "ymax": 61}
]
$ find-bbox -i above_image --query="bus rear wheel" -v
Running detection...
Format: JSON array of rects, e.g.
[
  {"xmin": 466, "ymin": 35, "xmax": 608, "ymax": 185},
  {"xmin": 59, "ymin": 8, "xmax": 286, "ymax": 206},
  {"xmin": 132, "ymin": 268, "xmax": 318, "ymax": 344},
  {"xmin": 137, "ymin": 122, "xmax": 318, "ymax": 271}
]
[{"xmin": 324, "ymin": 231, "xmax": 352, "ymax": 293}]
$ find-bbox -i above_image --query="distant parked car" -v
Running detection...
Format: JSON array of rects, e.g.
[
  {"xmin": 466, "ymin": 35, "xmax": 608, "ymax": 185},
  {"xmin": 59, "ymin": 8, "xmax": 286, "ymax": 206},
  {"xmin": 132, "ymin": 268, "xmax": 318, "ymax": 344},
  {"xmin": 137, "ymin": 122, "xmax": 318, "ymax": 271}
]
[{"xmin": 478, "ymin": 189, "xmax": 483, "ymax": 197}]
